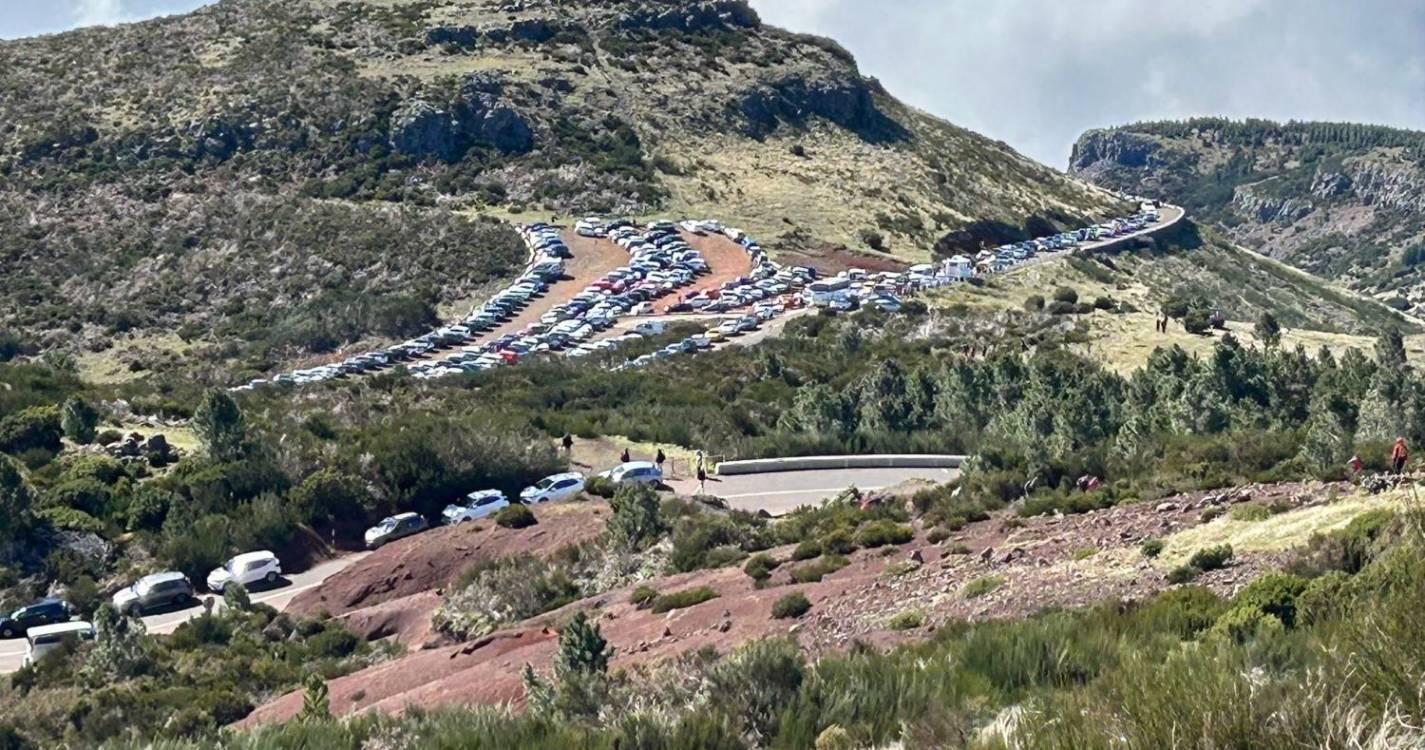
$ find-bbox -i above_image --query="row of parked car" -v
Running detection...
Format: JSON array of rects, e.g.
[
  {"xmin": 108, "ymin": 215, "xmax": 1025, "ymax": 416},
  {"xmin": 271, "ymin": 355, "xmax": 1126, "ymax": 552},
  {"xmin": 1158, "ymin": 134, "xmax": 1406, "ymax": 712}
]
[
  {"xmin": 4, "ymin": 550, "xmax": 284, "ymax": 667},
  {"xmin": 974, "ymin": 209, "xmax": 1162, "ymax": 273},
  {"xmin": 364, "ymin": 459, "xmax": 666, "ymax": 548},
  {"xmin": 408, "ymin": 220, "xmax": 721, "ymax": 379}
]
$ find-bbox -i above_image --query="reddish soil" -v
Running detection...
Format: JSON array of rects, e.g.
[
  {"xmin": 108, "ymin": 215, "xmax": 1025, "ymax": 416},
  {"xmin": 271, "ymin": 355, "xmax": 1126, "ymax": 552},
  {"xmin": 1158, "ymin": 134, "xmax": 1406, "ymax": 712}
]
[
  {"xmin": 335, "ymin": 590, "xmax": 443, "ymax": 648},
  {"xmin": 288, "ymin": 503, "xmax": 607, "ymax": 619},
  {"xmin": 244, "ymin": 480, "xmax": 1346, "ymax": 728},
  {"xmin": 779, "ymin": 244, "xmax": 911, "ymax": 277},
  {"xmin": 656, "ymin": 231, "xmax": 754, "ymax": 313}
]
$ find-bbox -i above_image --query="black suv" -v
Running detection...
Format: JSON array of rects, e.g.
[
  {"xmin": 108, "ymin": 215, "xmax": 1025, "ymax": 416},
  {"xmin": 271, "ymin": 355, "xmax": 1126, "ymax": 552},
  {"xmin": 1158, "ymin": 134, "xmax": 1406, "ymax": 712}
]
[{"xmin": 0, "ymin": 598, "xmax": 71, "ymax": 639}]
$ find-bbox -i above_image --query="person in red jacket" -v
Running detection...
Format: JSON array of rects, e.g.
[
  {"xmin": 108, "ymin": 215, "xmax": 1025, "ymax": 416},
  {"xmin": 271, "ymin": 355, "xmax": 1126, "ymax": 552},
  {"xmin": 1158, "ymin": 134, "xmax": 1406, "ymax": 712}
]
[{"xmin": 1391, "ymin": 437, "xmax": 1409, "ymax": 474}]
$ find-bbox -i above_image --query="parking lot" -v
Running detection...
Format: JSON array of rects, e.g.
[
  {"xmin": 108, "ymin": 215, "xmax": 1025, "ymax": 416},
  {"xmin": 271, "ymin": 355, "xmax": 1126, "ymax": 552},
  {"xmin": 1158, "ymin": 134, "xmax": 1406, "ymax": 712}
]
[{"xmin": 234, "ymin": 205, "xmax": 1179, "ymax": 390}]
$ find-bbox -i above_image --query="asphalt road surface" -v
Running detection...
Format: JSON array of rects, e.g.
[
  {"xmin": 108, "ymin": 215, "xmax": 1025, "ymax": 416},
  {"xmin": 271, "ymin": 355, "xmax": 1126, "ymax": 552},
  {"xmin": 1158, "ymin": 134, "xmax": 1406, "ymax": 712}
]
[
  {"xmin": 673, "ymin": 466, "xmax": 960, "ymax": 516},
  {"xmin": 0, "ymin": 553, "xmax": 365, "ymax": 673}
]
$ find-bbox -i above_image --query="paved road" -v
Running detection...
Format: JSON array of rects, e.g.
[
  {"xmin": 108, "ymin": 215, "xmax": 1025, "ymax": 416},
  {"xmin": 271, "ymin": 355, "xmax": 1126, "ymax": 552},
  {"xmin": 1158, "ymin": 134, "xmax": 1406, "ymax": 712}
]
[
  {"xmin": 0, "ymin": 554, "xmax": 365, "ymax": 673},
  {"xmin": 670, "ymin": 466, "xmax": 959, "ymax": 516}
]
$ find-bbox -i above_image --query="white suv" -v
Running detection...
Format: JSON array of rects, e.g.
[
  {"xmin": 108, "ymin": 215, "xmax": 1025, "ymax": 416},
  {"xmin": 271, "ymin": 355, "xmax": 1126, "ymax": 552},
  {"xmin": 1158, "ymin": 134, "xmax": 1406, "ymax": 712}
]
[
  {"xmin": 442, "ymin": 490, "xmax": 510, "ymax": 524},
  {"xmin": 520, "ymin": 472, "xmax": 586, "ymax": 504},
  {"xmin": 207, "ymin": 551, "xmax": 282, "ymax": 593}
]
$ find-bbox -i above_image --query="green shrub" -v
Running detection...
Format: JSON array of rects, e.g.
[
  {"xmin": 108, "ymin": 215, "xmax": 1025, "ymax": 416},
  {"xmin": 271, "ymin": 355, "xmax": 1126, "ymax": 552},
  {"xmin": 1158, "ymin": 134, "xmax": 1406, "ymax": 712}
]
[
  {"xmin": 703, "ymin": 545, "xmax": 746, "ymax": 569},
  {"xmin": 789, "ymin": 555, "xmax": 850, "ymax": 584},
  {"xmin": 744, "ymin": 553, "xmax": 780, "ymax": 582},
  {"xmin": 886, "ymin": 610, "xmax": 925, "ymax": 630},
  {"xmin": 0, "ymin": 406, "xmax": 62, "ymax": 456},
  {"xmin": 495, "ymin": 504, "xmax": 537, "ymax": 529},
  {"xmin": 962, "ymin": 575, "xmax": 1004, "ymax": 599},
  {"xmin": 1200, "ymin": 506, "xmax": 1225, "ymax": 522},
  {"xmin": 583, "ymin": 475, "xmax": 617, "ymax": 499},
  {"xmin": 1218, "ymin": 573, "xmax": 1309, "ymax": 630},
  {"xmin": 1093, "ymin": 296, "xmax": 1117, "ymax": 311},
  {"xmin": 1052, "ymin": 287, "xmax": 1079, "ymax": 305},
  {"xmin": 1229, "ymin": 504, "xmax": 1271, "ymax": 522},
  {"xmin": 855, "ymin": 521, "xmax": 913, "ymax": 549},
  {"xmin": 630, "ymin": 585, "xmax": 658, "ymax": 610},
  {"xmin": 1140, "ymin": 538, "xmax": 1165, "ymax": 558},
  {"xmin": 1024, "ymin": 295, "xmax": 1046, "ymax": 312},
  {"xmin": 651, "ymin": 586, "xmax": 720, "ymax": 614},
  {"xmin": 947, "ymin": 543, "xmax": 971, "ymax": 555},
  {"xmin": 1189, "ymin": 544, "xmax": 1233, "ymax": 572},
  {"xmin": 926, "ymin": 527, "xmax": 952, "ymax": 545},
  {"xmin": 1167, "ymin": 565, "xmax": 1201, "ymax": 584},
  {"xmin": 820, "ymin": 528, "xmax": 857, "ymax": 555},
  {"xmin": 36, "ymin": 506, "xmax": 103, "ymax": 534},
  {"xmin": 771, "ymin": 592, "xmax": 812, "ymax": 619},
  {"xmin": 1296, "ymin": 570, "xmax": 1352, "ymax": 626},
  {"xmin": 1071, "ymin": 548, "xmax": 1099, "ymax": 561},
  {"xmin": 792, "ymin": 540, "xmax": 823, "ymax": 561}
]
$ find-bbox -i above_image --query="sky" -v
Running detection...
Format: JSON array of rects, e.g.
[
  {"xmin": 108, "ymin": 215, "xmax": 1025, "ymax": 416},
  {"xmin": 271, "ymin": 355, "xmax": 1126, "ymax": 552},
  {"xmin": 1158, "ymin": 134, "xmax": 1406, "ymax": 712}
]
[{"xmin": 4, "ymin": 0, "xmax": 1424, "ymax": 167}]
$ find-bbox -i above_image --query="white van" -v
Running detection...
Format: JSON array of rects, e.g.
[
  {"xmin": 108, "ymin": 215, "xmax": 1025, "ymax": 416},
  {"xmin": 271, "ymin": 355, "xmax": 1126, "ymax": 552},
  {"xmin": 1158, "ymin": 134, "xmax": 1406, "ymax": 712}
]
[
  {"xmin": 633, "ymin": 321, "xmax": 666, "ymax": 336},
  {"xmin": 24, "ymin": 621, "xmax": 94, "ymax": 667}
]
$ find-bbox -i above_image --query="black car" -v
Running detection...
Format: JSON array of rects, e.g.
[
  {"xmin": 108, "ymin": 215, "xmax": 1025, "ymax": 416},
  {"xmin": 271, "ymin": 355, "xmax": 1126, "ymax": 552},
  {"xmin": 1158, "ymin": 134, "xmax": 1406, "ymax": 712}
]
[{"xmin": 0, "ymin": 598, "xmax": 71, "ymax": 639}]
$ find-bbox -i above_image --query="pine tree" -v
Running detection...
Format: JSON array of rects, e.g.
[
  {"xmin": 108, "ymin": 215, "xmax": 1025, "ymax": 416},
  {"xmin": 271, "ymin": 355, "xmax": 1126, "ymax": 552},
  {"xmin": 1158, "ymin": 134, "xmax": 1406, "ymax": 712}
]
[
  {"xmin": 1376, "ymin": 328, "xmax": 1407, "ymax": 369},
  {"xmin": 60, "ymin": 397, "xmax": 99, "ymax": 445},
  {"xmin": 83, "ymin": 604, "xmax": 152, "ymax": 684},
  {"xmin": 223, "ymin": 581, "xmax": 252, "ymax": 613},
  {"xmin": 299, "ymin": 673, "xmax": 330, "ymax": 721},
  {"xmin": 192, "ymin": 388, "xmax": 247, "ymax": 462},
  {"xmin": 1254, "ymin": 312, "xmax": 1282, "ymax": 349},
  {"xmin": 605, "ymin": 484, "xmax": 664, "ymax": 551},
  {"xmin": 1299, "ymin": 392, "xmax": 1353, "ymax": 472},
  {"xmin": 556, "ymin": 611, "xmax": 610, "ymax": 677},
  {"xmin": 0, "ymin": 457, "xmax": 33, "ymax": 545},
  {"xmin": 1356, "ymin": 368, "xmax": 1410, "ymax": 442}
]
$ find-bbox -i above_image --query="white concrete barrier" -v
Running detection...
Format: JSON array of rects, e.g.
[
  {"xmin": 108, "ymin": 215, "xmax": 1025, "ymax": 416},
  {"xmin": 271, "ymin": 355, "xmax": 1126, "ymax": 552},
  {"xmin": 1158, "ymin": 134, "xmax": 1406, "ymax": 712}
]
[{"xmin": 715, "ymin": 454, "xmax": 967, "ymax": 476}]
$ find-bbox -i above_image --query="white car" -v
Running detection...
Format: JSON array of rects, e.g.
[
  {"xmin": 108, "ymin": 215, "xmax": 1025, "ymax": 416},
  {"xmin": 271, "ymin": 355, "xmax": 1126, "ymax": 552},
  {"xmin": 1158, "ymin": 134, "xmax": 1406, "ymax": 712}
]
[
  {"xmin": 596, "ymin": 461, "xmax": 664, "ymax": 487},
  {"xmin": 24, "ymin": 621, "xmax": 93, "ymax": 668},
  {"xmin": 442, "ymin": 490, "xmax": 511, "ymax": 524},
  {"xmin": 521, "ymin": 472, "xmax": 586, "ymax": 504},
  {"xmin": 206, "ymin": 550, "xmax": 282, "ymax": 593}
]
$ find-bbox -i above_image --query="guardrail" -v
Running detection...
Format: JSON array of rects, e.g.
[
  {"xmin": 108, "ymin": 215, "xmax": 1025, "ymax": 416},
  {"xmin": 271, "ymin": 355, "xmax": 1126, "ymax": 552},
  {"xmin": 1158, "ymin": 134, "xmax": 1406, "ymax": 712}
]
[{"xmin": 716, "ymin": 454, "xmax": 967, "ymax": 476}]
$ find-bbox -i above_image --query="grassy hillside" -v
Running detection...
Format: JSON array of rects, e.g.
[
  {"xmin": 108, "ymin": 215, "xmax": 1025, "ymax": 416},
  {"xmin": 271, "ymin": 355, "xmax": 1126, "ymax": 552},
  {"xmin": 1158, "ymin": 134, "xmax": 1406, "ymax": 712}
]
[
  {"xmin": 1071, "ymin": 118, "xmax": 1425, "ymax": 314},
  {"xmin": 931, "ymin": 220, "xmax": 1423, "ymax": 374},
  {"xmin": 0, "ymin": 0, "xmax": 1123, "ymax": 378}
]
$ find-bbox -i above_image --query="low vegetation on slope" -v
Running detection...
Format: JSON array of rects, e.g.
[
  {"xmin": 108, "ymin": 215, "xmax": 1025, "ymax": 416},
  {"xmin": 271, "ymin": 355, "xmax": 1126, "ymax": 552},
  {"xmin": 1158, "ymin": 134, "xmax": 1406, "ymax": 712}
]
[
  {"xmin": 79, "ymin": 507, "xmax": 1425, "ymax": 750},
  {"xmin": 1072, "ymin": 117, "xmax": 1425, "ymax": 312}
]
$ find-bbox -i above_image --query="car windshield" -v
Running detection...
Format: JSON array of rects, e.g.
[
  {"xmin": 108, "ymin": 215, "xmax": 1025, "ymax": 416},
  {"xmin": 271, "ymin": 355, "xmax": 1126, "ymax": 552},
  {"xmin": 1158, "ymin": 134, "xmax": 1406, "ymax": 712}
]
[
  {"xmin": 535, "ymin": 478, "xmax": 555, "ymax": 490},
  {"xmin": 376, "ymin": 518, "xmax": 398, "ymax": 531}
]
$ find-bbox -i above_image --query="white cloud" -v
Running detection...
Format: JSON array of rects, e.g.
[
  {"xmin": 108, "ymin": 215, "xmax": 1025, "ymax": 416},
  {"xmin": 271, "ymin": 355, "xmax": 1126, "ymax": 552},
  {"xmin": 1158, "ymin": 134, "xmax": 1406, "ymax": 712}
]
[
  {"xmin": 749, "ymin": 0, "xmax": 1425, "ymax": 166},
  {"xmin": 73, "ymin": 0, "xmax": 127, "ymax": 27}
]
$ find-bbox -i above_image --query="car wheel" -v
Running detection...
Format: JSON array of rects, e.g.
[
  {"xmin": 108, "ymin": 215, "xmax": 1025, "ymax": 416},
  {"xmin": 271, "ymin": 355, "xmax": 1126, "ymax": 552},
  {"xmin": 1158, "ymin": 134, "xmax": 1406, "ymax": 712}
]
[
  {"xmin": 0, "ymin": 626, "xmax": 14, "ymax": 639},
  {"xmin": 265, "ymin": 572, "xmax": 277, "ymax": 584}
]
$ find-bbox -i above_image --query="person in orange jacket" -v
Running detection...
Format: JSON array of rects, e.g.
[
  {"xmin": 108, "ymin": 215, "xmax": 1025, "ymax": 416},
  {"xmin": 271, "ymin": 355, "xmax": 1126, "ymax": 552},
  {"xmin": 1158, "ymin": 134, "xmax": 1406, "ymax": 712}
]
[{"xmin": 1391, "ymin": 437, "xmax": 1409, "ymax": 475}]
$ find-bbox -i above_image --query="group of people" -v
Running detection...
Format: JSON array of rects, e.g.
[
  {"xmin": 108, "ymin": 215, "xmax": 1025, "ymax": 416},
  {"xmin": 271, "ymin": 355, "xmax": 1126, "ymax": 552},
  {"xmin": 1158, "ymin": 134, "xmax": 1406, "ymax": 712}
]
[
  {"xmin": 561, "ymin": 434, "xmax": 711, "ymax": 493},
  {"xmin": 1347, "ymin": 437, "xmax": 1411, "ymax": 478}
]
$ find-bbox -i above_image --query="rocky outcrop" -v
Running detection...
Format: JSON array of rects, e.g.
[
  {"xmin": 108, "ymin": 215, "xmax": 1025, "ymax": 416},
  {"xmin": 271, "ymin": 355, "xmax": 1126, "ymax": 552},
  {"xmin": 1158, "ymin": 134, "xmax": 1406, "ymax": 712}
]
[
  {"xmin": 389, "ymin": 73, "xmax": 533, "ymax": 162},
  {"xmin": 616, "ymin": 0, "xmax": 760, "ymax": 31},
  {"xmin": 1232, "ymin": 184, "xmax": 1314, "ymax": 224},
  {"xmin": 424, "ymin": 25, "xmax": 481, "ymax": 49},
  {"xmin": 737, "ymin": 75, "xmax": 902, "ymax": 141},
  {"xmin": 1344, "ymin": 162, "xmax": 1425, "ymax": 213}
]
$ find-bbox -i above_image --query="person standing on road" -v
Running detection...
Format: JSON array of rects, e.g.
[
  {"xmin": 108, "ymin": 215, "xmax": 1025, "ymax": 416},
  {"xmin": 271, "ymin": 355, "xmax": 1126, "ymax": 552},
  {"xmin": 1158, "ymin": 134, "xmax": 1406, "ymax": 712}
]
[
  {"xmin": 694, "ymin": 450, "xmax": 705, "ymax": 474},
  {"xmin": 1392, "ymin": 437, "xmax": 1409, "ymax": 474},
  {"xmin": 655, "ymin": 448, "xmax": 666, "ymax": 475},
  {"xmin": 696, "ymin": 465, "xmax": 708, "ymax": 494},
  {"xmin": 620, "ymin": 447, "xmax": 631, "ymax": 464},
  {"xmin": 561, "ymin": 434, "xmax": 574, "ymax": 453}
]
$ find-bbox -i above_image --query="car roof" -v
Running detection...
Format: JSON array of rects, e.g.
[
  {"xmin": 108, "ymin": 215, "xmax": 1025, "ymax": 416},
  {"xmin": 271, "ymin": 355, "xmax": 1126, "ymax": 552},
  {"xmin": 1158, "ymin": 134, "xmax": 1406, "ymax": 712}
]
[
  {"xmin": 229, "ymin": 551, "xmax": 276, "ymax": 565},
  {"xmin": 543, "ymin": 472, "xmax": 584, "ymax": 482},
  {"xmin": 139, "ymin": 571, "xmax": 187, "ymax": 586},
  {"xmin": 466, "ymin": 489, "xmax": 505, "ymax": 499},
  {"xmin": 27, "ymin": 621, "xmax": 93, "ymax": 638},
  {"xmin": 391, "ymin": 512, "xmax": 422, "ymax": 521},
  {"xmin": 615, "ymin": 461, "xmax": 658, "ymax": 472}
]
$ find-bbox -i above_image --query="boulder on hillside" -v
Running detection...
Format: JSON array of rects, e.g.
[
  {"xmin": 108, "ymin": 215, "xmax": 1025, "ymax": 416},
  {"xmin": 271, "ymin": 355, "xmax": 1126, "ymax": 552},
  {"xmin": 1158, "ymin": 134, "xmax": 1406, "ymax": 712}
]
[{"xmin": 389, "ymin": 73, "xmax": 533, "ymax": 161}]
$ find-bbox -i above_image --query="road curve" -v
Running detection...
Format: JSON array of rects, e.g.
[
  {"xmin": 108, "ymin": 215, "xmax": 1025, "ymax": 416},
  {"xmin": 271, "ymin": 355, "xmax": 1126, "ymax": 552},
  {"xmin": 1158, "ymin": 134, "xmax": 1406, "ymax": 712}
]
[
  {"xmin": 669, "ymin": 465, "xmax": 959, "ymax": 516},
  {"xmin": 0, "ymin": 553, "xmax": 366, "ymax": 673}
]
